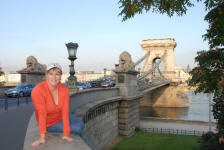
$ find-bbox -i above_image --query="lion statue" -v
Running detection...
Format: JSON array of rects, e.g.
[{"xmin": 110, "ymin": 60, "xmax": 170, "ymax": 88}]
[
  {"xmin": 19, "ymin": 56, "xmax": 46, "ymax": 73},
  {"xmin": 116, "ymin": 51, "xmax": 135, "ymax": 72}
]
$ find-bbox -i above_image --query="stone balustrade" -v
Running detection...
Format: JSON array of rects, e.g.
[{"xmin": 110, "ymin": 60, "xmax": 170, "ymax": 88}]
[{"xmin": 69, "ymin": 88, "xmax": 119, "ymax": 111}]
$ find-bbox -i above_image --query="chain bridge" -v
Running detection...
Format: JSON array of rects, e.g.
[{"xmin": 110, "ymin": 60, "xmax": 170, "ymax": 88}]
[{"xmin": 23, "ymin": 38, "xmax": 190, "ymax": 150}]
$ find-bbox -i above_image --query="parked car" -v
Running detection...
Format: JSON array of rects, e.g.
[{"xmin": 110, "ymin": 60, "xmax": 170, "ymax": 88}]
[
  {"xmin": 77, "ymin": 82, "xmax": 91, "ymax": 90},
  {"xmin": 101, "ymin": 80, "xmax": 115, "ymax": 87},
  {"xmin": 89, "ymin": 80, "xmax": 102, "ymax": 88},
  {"xmin": 5, "ymin": 84, "xmax": 36, "ymax": 97}
]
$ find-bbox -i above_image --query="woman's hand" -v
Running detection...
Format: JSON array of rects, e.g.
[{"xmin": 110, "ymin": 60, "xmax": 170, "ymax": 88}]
[
  {"xmin": 30, "ymin": 134, "xmax": 46, "ymax": 147},
  {"xmin": 62, "ymin": 136, "xmax": 74, "ymax": 142}
]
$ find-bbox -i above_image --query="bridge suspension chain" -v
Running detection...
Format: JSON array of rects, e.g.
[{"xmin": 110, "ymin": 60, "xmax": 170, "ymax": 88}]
[
  {"xmin": 133, "ymin": 51, "xmax": 150, "ymax": 68},
  {"xmin": 137, "ymin": 51, "xmax": 167, "ymax": 81}
]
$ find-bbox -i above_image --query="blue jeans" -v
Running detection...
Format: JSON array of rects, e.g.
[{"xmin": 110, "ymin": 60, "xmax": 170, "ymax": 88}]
[{"xmin": 47, "ymin": 113, "xmax": 85, "ymax": 136}]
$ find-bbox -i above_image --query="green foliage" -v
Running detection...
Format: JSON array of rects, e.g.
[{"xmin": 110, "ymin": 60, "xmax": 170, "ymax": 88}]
[
  {"xmin": 113, "ymin": 132, "xmax": 199, "ymax": 150},
  {"xmin": 118, "ymin": 0, "xmax": 194, "ymax": 21},
  {"xmin": 0, "ymin": 64, "xmax": 3, "ymax": 76},
  {"xmin": 194, "ymin": 131, "xmax": 224, "ymax": 150},
  {"xmin": 203, "ymin": 1, "xmax": 224, "ymax": 48},
  {"xmin": 0, "ymin": 65, "xmax": 4, "ymax": 85},
  {"xmin": 135, "ymin": 126, "xmax": 141, "ymax": 132},
  {"xmin": 213, "ymin": 92, "xmax": 224, "ymax": 135},
  {"xmin": 189, "ymin": 48, "xmax": 224, "ymax": 140},
  {"xmin": 189, "ymin": 48, "xmax": 224, "ymax": 94}
]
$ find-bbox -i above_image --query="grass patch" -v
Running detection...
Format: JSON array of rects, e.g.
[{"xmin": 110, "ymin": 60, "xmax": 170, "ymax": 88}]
[{"xmin": 112, "ymin": 132, "xmax": 200, "ymax": 150}]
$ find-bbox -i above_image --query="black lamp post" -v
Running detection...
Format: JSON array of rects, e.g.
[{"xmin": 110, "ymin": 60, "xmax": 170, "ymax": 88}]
[{"xmin": 66, "ymin": 42, "xmax": 78, "ymax": 90}]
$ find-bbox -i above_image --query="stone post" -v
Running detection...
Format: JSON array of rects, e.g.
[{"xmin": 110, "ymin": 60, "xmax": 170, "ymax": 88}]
[
  {"xmin": 68, "ymin": 75, "xmax": 78, "ymax": 94},
  {"xmin": 18, "ymin": 71, "xmax": 45, "ymax": 84},
  {"xmin": 141, "ymin": 38, "xmax": 176, "ymax": 81},
  {"xmin": 17, "ymin": 56, "xmax": 46, "ymax": 84},
  {"xmin": 115, "ymin": 68, "xmax": 142, "ymax": 136}
]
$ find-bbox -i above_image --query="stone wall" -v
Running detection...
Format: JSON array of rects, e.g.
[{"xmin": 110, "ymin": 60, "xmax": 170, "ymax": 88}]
[
  {"xmin": 70, "ymin": 87, "xmax": 141, "ymax": 150},
  {"xmin": 81, "ymin": 102, "xmax": 119, "ymax": 150},
  {"xmin": 70, "ymin": 88, "xmax": 122, "ymax": 150},
  {"xmin": 118, "ymin": 97, "xmax": 140, "ymax": 136}
]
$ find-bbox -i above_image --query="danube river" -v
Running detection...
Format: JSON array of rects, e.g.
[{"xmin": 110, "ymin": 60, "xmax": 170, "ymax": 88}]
[{"xmin": 140, "ymin": 92, "xmax": 216, "ymax": 122}]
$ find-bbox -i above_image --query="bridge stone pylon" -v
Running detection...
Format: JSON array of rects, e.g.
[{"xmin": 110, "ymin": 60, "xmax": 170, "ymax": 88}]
[{"xmin": 141, "ymin": 38, "xmax": 176, "ymax": 80}]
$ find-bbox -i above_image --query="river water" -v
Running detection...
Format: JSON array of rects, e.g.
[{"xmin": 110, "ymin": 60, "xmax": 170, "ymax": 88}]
[{"xmin": 140, "ymin": 92, "xmax": 216, "ymax": 122}]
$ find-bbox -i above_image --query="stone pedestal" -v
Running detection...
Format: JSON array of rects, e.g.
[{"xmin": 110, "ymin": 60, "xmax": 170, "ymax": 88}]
[
  {"xmin": 17, "ymin": 56, "xmax": 46, "ymax": 84},
  {"xmin": 68, "ymin": 75, "xmax": 78, "ymax": 94},
  {"xmin": 118, "ymin": 96, "xmax": 141, "ymax": 136},
  {"xmin": 115, "ymin": 70, "xmax": 142, "ymax": 136},
  {"xmin": 115, "ymin": 71, "xmax": 139, "ymax": 97},
  {"xmin": 19, "ymin": 71, "xmax": 45, "ymax": 84}
]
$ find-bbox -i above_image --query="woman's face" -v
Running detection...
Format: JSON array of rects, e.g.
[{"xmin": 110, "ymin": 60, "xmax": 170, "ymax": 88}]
[{"xmin": 46, "ymin": 68, "xmax": 62, "ymax": 87}]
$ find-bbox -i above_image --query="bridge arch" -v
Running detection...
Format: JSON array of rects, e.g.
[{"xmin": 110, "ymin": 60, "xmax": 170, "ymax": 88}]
[
  {"xmin": 152, "ymin": 57, "xmax": 164, "ymax": 77},
  {"xmin": 141, "ymin": 38, "xmax": 176, "ymax": 79}
]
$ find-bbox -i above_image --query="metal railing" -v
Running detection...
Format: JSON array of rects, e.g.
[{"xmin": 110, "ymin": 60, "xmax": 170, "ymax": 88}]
[
  {"xmin": 137, "ymin": 77, "xmax": 169, "ymax": 91},
  {"xmin": 82, "ymin": 101, "xmax": 119, "ymax": 124},
  {"xmin": 141, "ymin": 127, "xmax": 206, "ymax": 136},
  {"xmin": 3, "ymin": 94, "xmax": 31, "ymax": 111}
]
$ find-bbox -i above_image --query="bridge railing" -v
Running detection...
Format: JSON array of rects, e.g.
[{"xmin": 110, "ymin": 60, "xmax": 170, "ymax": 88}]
[
  {"xmin": 137, "ymin": 77, "xmax": 170, "ymax": 91},
  {"xmin": 70, "ymin": 87, "xmax": 122, "ymax": 150},
  {"xmin": 70, "ymin": 87, "xmax": 119, "ymax": 111},
  {"xmin": 141, "ymin": 127, "xmax": 206, "ymax": 136}
]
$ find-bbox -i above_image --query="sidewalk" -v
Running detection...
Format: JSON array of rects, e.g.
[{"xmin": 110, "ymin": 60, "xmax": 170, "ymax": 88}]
[
  {"xmin": 140, "ymin": 117, "xmax": 217, "ymax": 133},
  {"xmin": 0, "ymin": 103, "xmax": 34, "ymax": 150}
]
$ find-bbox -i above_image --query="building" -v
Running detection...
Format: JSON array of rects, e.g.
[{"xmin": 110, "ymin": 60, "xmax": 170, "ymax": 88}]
[
  {"xmin": 174, "ymin": 67, "xmax": 191, "ymax": 82},
  {"xmin": 1, "ymin": 70, "xmax": 115, "ymax": 85}
]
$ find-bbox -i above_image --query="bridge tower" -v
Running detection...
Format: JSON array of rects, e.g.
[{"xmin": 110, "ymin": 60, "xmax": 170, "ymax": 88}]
[{"xmin": 141, "ymin": 38, "xmax": 176, "ymax": 80}]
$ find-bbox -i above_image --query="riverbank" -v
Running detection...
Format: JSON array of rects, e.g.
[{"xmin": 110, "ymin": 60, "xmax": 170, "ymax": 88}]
[{"xmin": 140, "ymin": 117, "xmax": 217, "ymax": 133}]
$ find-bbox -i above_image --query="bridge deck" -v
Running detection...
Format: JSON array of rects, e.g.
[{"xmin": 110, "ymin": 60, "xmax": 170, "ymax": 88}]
[{"xmin": 141, "ymin": 81, "xmax": 170, "ymax": 94}]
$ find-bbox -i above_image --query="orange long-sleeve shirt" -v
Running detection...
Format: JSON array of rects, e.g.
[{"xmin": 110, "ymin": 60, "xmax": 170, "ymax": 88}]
[{"xmin": 31, "ymin": 80, "xmax": 70, "ymax": 136}]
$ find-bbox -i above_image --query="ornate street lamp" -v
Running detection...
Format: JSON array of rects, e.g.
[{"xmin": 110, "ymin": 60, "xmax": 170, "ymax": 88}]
[{"xmin": 66, "ymin": 42, "xmax": 79, "ymax": 92}]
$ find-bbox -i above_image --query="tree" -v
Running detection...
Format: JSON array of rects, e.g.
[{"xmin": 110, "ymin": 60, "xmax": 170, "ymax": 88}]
[
  {"xmin": 119, "ymin": 0, "xmax": 194, "ymax": 21},
  {"xmin": 0, "ymin": 64, "xmax": 4, "ymax": 86},
  {"xmin": 0, "ymin": 64, "xmax": 3, "ymax": 76},
  {"xmin": 118, "ymin": 0, "xmax": 224, "ymax": 47},
  {"xmin": 118, "ymin": 0, "xmax": 224, "ymax": 148}
]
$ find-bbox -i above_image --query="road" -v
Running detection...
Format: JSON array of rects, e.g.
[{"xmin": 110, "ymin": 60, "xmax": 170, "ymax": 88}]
[
  {"xmin": 0, "ymin": 96, "xmax": 32, "ymax": 111},
  {"xmin": 0, "ymin": 102, "xmax": 34, "ymax": 150}
]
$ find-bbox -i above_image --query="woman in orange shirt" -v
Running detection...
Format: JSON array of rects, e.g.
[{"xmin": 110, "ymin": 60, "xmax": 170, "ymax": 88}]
[{"xmin": 30, "ymin": 63, "xmax": 85, "ymax": 147}]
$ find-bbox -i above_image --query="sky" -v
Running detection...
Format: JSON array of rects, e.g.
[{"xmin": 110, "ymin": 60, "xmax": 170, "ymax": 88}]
[{"xmin": 0, "ymin": 0, "xmax": 209, "ymax": 73}]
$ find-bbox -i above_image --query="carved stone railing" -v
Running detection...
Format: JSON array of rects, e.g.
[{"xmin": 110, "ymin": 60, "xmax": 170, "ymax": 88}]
[
  {"xmin": 69, "ymin": 87, "xmax": 119, "ymax": 112},
  {"xmin": 73, "ymin": 99, "xmax": 121, "ymax": 150},
  {"xmin": 70, "ymin": 88, "xmax": 122, "ymax": 150}
]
